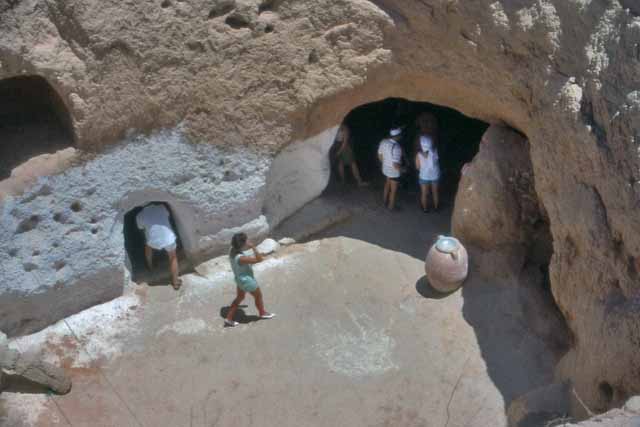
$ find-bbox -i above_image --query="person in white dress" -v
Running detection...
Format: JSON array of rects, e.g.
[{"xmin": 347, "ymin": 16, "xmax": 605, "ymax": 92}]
[{"xmin": 136, "ymin": 203, "xmax": 182, "ymax": 289}]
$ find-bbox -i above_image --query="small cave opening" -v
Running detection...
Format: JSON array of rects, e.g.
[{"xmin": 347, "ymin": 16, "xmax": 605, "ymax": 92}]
[
  {"xmin": 123, "ymin": 202, "xmax": 189, "ymax": 284},
  {"xmin": 0, "ymin": 75, "xmax": 74, "ymax": 180}
]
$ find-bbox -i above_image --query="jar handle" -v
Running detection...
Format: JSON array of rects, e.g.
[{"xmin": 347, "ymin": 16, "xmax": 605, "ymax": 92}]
[{"xmin": 450, "ymin": 249, "xmax": 458, "ymax": 261}]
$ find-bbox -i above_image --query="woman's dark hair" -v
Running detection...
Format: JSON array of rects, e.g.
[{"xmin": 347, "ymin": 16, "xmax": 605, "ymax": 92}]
[
  {"xmin": 417, "ymin": 113, "xmax": 439, "ymax": 151},
  {"xmin": 230, "ymin": 233, "xmax": 248, "ymax": 257}
]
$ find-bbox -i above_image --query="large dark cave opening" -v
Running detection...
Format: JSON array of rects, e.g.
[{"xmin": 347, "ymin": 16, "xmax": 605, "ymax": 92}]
[
  {"xmin": 330, "ymin": 97, "xmax": 489, "ymax": 203},
  {"xmin": 0, "ymin": 75, "xmax": 74, "ymax": 179}
]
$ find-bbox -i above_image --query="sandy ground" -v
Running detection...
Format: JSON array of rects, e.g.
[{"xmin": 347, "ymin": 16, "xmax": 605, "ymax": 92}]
[{"xmin": 0, "ymin": 182, "xmax": 563, "ymax": 427}]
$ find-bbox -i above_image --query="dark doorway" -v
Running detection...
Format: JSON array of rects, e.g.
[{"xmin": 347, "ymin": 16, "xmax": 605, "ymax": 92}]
[
  {"xmin": 0, "ymin": 76, "xmax": 74, "ymax": 179},
  {"xmin": 123, "ymin": 203, "xmax": 190, "ymax": 284},
  {"xmin": 331, "ymin": 97, "xmax": 489, "ymax": 202}
]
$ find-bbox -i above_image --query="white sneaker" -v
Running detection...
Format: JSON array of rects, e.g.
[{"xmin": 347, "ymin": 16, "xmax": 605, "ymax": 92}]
[
  {"xmin": 224, "ymin": 319, "xmax": 239, "ymax": 327},
  {"xmin": 260, "ymin": 313, "xmax": 276, "ymax": 319}
]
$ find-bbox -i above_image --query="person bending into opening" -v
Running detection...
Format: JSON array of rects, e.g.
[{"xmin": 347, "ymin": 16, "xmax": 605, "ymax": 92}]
[
  {"xmin": 415, "ymin": 127, "xmax": 441, "ymax": 212},
  {"xmin": 136, "ymin": 203, "xmax": 182, "ymax": 290},
  {"xmin": 378, "ymin": 128, "xmax": 403, "ymax": 210},
  {"xmin": 225, "ymin": 233, "xmax": 275, "ymax": 327},
  {"xmin": 334, "ymin": 124, "xmax": 368, "ymax": 187}
]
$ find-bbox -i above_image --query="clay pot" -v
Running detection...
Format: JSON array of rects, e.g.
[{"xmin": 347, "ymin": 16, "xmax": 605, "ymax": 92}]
[{"xmin": 425, "ymin": 236, "xmax": 469, "ymax": 293}]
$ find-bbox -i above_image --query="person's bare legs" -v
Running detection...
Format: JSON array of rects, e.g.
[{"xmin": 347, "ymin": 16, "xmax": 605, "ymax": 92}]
[
  {"xmin": 338, "ymin": 162, "xmax": 346, "ymax": 183},
  {"xmin": 420, "ymin": 184, "xmax": 428, "ymax": 211},
  {"xmin": 388, "ymin": 180, "xmax": 399, "ymax": 210},
  {"xmin": 432, "ymin": 182, "xmax": 440, "ymax": 210},
  {"xmin": 350, "ymin": 162, "xmax": 367, "ymax": 186},
  {"xmin": 144, "ymin": 245, "xmax": 153, "ymax": 270},
  {"xmin": 167, "ymin": 249, "xmax": 181, "ymax": 289},
  {"xmin": 383, "ymin": 179, "xmax": 390, "ymax": 206},
  {"xmin": 226, "ymin": 288, "xmax": 246, "ymax": 322},
  {"xmin": 424, "ymin": 184, "xmax": 432, "ymax": 211},
  {"xmin": 250, "ymin": 288, "xmax": 269, "ymax": 316}
]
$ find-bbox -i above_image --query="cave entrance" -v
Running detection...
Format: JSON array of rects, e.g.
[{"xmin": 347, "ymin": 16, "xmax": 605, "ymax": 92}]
[
  {"xmin": 0, "ymin": 76, "xmax": 74, "ymax": 179},
  {"xmin": 274, "ymin": 97, "xmax": 490, "ymax": 259},
  {"xmin": 123, "ymin": 202, "xmax": 190, "ymax": 284},
  {"xmin": 329, "ymin": 97, "xmax": 489, "ymax": 202}
]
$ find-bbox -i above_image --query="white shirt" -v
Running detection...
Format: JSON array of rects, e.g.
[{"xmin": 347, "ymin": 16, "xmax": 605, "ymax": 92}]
[
  {"xmin": 136, "ymin": 204, "xmax": 177, "ymax": 250},
  {"xmin": 418, "ymin": 136, "xmax": 440, "ymax": 180},
  {"xmin": 378, "ymin": 138, "xmax": 402, "ymax": 178}
]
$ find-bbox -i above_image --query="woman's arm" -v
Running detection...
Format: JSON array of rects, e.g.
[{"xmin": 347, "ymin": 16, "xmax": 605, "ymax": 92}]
[
  {"xmin": 415, "ymin": 153, "xmax": 421, "ymax": 170},
  {"xmin": 237, "ymin": 244, "xmax": 264, "ymax": 265}
]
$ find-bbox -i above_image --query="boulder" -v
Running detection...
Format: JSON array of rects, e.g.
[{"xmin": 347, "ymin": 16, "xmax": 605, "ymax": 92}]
[{"xmin": 256, "ymin": 238, "xmax": 280, "ymax": 255}]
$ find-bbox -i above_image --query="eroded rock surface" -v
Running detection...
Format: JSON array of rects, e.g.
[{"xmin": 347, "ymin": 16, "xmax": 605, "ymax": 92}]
[{"xmin": 1, "ymin": 0, "xmax": 639, "ymax": 414}]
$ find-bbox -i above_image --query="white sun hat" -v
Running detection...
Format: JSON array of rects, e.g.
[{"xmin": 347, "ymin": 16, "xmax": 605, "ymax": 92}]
[{"xmin": 390, "ymin": 128, "xmax": 402, "ymax": 137}]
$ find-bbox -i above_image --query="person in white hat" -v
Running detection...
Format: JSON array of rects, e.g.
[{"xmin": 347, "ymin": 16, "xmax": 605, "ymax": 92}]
[
  {"xmin": 415, "ymin": 114, "xmax": 441, "ymax": 212},
  {"xmin": 378, "ymin": 127, "xmax": 403, "ymax": 210}
]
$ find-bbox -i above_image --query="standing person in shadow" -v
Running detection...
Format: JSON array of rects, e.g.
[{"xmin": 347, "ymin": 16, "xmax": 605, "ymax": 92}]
[
  {"xmin": 415, "ymin": 115, "xmax": 441, "ymax": 212},
  {"xmin": 136, "ymin": 203, "xmax": 182, "ymax": 290},
  {"xmin": 224, "ymin": 233, "xmax": 276, "ymax": 327},
  {"xmin": 378, "ymin": 128, "xmax": 403, "ymax": 211},
  {"xmin": 334, "ymin": 124, "xmax": 368, "ymax": 187}
]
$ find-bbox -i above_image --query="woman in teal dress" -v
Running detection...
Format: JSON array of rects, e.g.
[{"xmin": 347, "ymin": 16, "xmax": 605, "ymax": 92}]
[{"xmin": 224, "ymin": 233, "xmax": 275, "ymax": 327}]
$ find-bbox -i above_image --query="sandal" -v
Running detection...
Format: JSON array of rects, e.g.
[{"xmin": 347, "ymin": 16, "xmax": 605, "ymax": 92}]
[
  {"xmin": 260, "ymin": 313, "xmax": 276, "ymax": 319},
  {"xmin": 171, "ymin": 279, "xmax": 182, "ymax": 290},
  {"xmin": 224, "ymin": 319, "xmax": 239, "ymax": 327}
]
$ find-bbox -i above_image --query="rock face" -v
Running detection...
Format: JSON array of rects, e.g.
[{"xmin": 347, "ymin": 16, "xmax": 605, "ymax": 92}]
[
  {"xmin": 0, "ymin": 331, "xmax": 71, "ymax": 395},
  {"xmin": 1, "ymin": 0, "xmax": 640, "ymax": 414},
  {"xmin": 452, "ymin": 125, "xmax": 549, "ymax": 280}
]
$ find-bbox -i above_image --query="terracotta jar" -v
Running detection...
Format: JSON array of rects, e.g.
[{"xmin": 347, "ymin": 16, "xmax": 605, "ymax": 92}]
[{"xmin": 425, "ymin": 236, "xmax": 469, "ymax": 293}]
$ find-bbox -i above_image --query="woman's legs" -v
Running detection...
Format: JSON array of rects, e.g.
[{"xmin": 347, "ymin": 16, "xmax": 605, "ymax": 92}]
[
  {"xmin": 383, "ymin": 179, "xmax": 390, "ymax": 205},
  {"xmin": 250, "ymin": 288, "xmax": 269, "ymax": 316},
  {"xmin": 420, "ymin": 184, "xmax": 428, "ymax": 210},
  {"xmin": 350, "ymin": 162, "xmax": 367, "ymax": 186},
  {"xmin": 388, "ymin": 179, "xmax": 399, "ymax": 210},
  {"xmin": 226, "ymin": 288, "xmax": 246, "ymax": 321},
  {"xmin": 432, "ymin": 182, "xmax": 440, "ymax": 210},
  {"xmin": 423, "ymin": 184, "xmax": 432, "ymax": 211}
]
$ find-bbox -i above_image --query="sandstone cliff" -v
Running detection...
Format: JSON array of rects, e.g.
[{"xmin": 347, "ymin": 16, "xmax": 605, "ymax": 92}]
[{"xmin": 1, "ymin": 0, "xmax": 639, "ymax": 415}]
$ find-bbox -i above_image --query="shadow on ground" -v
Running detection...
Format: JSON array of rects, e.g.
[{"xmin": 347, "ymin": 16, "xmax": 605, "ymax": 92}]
[
  {"xmin": 415, "ymin": 275, "xmax": 457, "ymax": 300},
  {"xmin": 220, "ymin": 306, "xmax": 261, "ymax": 325},
  {"xmin": 1, "ymin": 375, "xmax": 54, "ymax": 395},
  {"xmin": 461, "ymin": 274, "xmax": 560, "ymax": 407},
  {"xmin": 300, "ymin": 178, "xmax": 453, "ymax": 260},
  {"xmin": 278, "ymin": 180, "xmax": 564, "ymax": 413}
]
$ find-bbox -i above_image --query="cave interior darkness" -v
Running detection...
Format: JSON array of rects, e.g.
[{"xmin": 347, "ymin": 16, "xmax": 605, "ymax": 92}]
[
  {"xmin": 0, "ymin": 75, "xmax": 74, "ymax": 179},
  {"xmin": 331, "ymin": 97, "xmax": 490, "ymax": 201}
]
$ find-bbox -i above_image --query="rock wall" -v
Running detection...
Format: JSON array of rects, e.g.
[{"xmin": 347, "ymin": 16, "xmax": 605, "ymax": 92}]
[
  {"xmin": 1, "ymin": 0, "xmax": 640, "ymax": 413},
  {"xmin": 0, "ymin": 127, "xmax": 271, "ymax": 335},
  {"xmin": 452, "ymin": 125, "xmax": 547, "ymax": 281}
]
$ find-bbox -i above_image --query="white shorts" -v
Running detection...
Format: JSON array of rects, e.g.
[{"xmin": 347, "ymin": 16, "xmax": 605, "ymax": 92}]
[{"xmin": 149, "ymin": 242, "xmax": 176, "ymax": 252}]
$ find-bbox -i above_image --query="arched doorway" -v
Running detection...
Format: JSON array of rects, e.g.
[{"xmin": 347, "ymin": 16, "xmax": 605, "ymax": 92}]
[
  {"xmin": 118, "ymin": 191, "xmax": 197, "ymax": 284},
  {"xmin": 329, "ymin": 97, "xmax": 489, "ymax": 204},
  {"xmin": 0, "ymin": 75, "xmax": 74, "ymax": 179}
]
